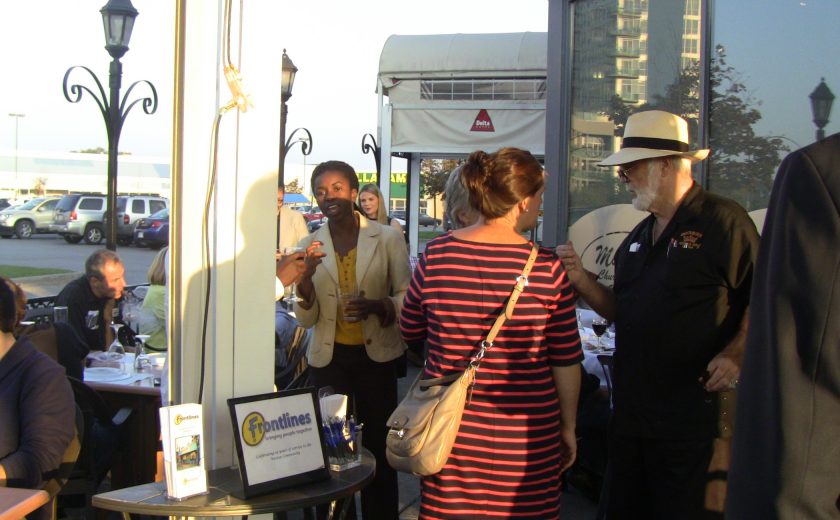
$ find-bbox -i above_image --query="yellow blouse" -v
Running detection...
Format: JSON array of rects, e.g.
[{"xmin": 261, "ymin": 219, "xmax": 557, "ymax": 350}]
[{"xmin": 334, "ymin": 248, "xmax": 364, "ymax": 345}]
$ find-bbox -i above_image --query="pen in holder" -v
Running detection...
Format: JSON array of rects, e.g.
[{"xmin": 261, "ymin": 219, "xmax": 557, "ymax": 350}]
[{"xmin": 322, "ymin": 415, "xmax": 363, "ymax": 471}]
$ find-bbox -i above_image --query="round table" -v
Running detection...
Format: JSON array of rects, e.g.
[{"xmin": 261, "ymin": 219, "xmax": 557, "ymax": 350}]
[{"xmin": 92, "ymin": 451, "xmax": 375, "ymax": 519}]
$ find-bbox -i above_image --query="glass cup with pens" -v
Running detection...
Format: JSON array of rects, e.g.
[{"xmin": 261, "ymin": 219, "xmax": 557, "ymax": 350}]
[{"xmin": 322, "ymin": 414, "xmax": 364, "ymax": 471}]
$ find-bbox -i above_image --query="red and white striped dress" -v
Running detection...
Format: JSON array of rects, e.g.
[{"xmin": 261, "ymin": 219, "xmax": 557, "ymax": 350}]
[{"xmin": 400, "ymin": 235, "xmax": 583, "ymax": 519}]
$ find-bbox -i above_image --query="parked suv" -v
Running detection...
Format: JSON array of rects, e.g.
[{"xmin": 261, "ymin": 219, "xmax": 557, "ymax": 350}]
[
  {"xmin": 0, "ymin": 197, "xmax": 61, "ymax": 239},
  {"xmin": 52, "ymin": 194, "xmax": 107, "ymax": 244},
  {"xmin": 113, "ymin": 195, "xmax": 168, "ymax": 245}
]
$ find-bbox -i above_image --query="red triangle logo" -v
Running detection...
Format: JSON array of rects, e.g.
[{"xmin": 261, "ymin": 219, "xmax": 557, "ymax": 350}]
[{"xmin": 470, "ymin": 109, "xmax": 495, "ymax": 132}]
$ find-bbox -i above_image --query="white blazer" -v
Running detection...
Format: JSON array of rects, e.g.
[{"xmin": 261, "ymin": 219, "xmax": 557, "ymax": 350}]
[{"xmin": 294, "ymin": 214, "xmax": 410, "ymax": 367}]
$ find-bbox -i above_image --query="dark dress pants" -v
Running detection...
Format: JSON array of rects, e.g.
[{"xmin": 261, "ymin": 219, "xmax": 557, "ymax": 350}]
[
  {"xmin": 605, "ymin": 433, "xmax": 713, "ymax": 520},
  {"xmin": 311, "ymin": 343, "xmax": 399, "ymax": 520}
]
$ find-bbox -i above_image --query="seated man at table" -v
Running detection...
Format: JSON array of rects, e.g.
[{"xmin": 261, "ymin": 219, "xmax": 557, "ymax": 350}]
[
  {"xmin": 1, "ymin": 277, "xmax": 76, "ymax": 520},
  {"xmin": 56, "ymin": 249, "xmax": 126, "ymax": 351}
]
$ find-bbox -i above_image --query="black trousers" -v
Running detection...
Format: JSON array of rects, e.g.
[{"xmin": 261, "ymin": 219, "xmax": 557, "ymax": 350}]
[
  {"xmin": 311, "ymin": 343, "xmax": 399, "ymax": 520},
  {"xmin": 605, "ymin": 433, "xmax": 714, "ymax": 520}
]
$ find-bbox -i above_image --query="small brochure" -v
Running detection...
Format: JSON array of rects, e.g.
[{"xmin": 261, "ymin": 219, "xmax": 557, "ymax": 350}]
[{"xmin": 159, "ymin": 403, "xmax": 208, "ymax": 500}]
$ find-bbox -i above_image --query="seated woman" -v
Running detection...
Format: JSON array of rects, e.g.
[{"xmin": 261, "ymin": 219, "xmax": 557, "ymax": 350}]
[
  {"xmin": 139, "ymin": 247, "xmax": 168, "ymax": 351},
  {"xmin": 0, "ymin": 277, "xmax": 75, "ymax": 520}
]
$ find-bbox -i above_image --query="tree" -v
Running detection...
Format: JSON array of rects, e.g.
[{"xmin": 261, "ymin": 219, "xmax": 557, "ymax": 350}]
[
  {"xmin": 420, "ymin": 159, "xmax": 462, "ymax": 221},
  {"xmin": 602, "ymin": 50, "xmax": 787, "ymax": 211},
  {"xmin": 33, "ymin": 177, "xmax": 47, "ymax": 195},
  {"xmin": 284, "ymin": 178, "xmax": 303, "ymax": 194}
]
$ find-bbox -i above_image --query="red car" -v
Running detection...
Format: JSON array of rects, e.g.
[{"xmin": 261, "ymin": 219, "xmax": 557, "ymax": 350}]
[{"xmin": 300, "ymin": 207, "xmax": 324, "ymax": 222}]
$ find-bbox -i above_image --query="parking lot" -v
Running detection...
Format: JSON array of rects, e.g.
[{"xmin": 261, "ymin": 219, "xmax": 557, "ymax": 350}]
[{"xmin": 0, "ymin": 234, "xmax": 160, "ymax": 291}]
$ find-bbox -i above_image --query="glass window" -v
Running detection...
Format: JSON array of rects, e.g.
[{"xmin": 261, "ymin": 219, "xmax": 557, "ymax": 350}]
[
  {"xmin": 132, "ymin": 200, "xmax": 145, "ymax": 213},
  {"xmin": 569, "ymin": 0, "xmax": 700, "ymax": 225},
  {"xmin": 452, "ymin": 81, "xmax": 473, "ymax": 100},
  {"xmin": 709, "ymin": 1, "xmax": 839, "ymax": 211},
  {"xmin": 150, "ymin": 200, "xmax": 166, "ymax": 214},
  {"xmin": 79, "ymin": 198, "xmax": 103, "ymax": 210}
]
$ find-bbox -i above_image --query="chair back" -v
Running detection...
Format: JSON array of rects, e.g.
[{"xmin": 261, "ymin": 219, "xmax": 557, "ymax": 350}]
[
  {"xmin": 59, "ymin": 377, "xmax": 132, "ymax": 520},
  {"xmin": 596, "ymin": 354, "xmax": 614, "ymax": 407},
  {"xmin": 22, "ymin": 306, "xmax": 55, "ymax": 325},
  {"xmin": 43, "ymin": 404, "xmax": 82, "ymax": 520},
  {"xmin": 275, "ymin": 326, "xmax": 311, "ymax": 390}
]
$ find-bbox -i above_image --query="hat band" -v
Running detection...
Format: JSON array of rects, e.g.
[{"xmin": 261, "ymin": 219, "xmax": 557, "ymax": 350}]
[{"xmin": 622, "ymin": 136, "xmax": 689, "ymax": 152}]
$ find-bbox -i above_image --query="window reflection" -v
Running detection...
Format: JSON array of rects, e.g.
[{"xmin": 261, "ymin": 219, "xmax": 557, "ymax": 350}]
[
  {"xmin": 710, "ymin": 1, "xmax": 839, "ymax": 210},
  {"xmin": 569, "ymin": 0, "xmax": 700, "ymax": 224}
]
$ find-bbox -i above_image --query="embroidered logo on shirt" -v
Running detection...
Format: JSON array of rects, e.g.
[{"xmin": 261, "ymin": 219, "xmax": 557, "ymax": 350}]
[{"xmin": 677, "ymin": 230, "xmax": 703, "ymax": 249}]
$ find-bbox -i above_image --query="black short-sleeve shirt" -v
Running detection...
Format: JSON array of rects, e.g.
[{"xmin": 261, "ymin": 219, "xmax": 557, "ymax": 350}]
[
  {"xmin": 55, "ymin": 275, "xmax": 112, "ymax": 351},
  {"xmin": 612, "ymin": 183, "xmax": 759, "ymax": 439}
]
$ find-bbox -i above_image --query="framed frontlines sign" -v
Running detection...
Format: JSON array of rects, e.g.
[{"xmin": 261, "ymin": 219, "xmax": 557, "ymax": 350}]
[{"xmin": 227, "ymin": 388, "xmax": 330, "ymax": 498}]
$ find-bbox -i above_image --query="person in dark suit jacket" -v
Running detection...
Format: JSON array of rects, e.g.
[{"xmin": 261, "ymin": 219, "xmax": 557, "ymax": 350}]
[{"xmin": 727, "ymin": 133, "xmax": 840, "ymax": 519}]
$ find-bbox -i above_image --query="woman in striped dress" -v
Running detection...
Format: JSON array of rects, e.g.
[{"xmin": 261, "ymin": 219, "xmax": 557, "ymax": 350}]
[{"xmin": 400, "ymin": 148, "xmax": 583, "ymax": 519}]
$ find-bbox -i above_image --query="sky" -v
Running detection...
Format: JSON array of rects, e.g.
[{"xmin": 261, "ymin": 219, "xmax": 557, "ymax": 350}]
[{"xmin": 1, "ymin": 0, "xmax": 550, "ymax": 174}]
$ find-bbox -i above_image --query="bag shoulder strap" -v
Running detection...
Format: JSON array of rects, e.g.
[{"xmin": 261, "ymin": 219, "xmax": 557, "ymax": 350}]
[{"xmin": 473, "ymin": 245, "xmax": 539, "ymax": 366}]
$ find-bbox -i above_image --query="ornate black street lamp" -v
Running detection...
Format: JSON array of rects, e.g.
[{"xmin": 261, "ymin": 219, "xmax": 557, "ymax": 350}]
[
  {"xmin": 361, "ymin": 133, "xmax": 381, "ymax": 182},
  {"xmin": 278, "ymin": 49, "xmax": 298, "ymax": 187},
  {"xmin": 63, "ymin": 0, "xmax": 158, "ymax": 250},
  {"xmin": 809, "ymin": 78, "xmax": 834, "ymax": 142}
]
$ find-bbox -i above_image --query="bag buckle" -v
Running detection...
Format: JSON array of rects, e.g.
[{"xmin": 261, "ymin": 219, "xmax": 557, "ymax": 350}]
[{"xmin": 515, "ymin": 275, "xmax": 529, "ymax": 287}]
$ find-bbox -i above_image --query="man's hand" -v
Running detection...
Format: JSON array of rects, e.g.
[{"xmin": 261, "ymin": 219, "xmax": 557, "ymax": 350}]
[
  {"xmin": 555, "ymin": 240, "xmax": 593, "ymax": 289},
  {"xmin": 702, "ymin": 352, "xmax": 741, "ymax": 392},
  {"xmin": 275, "ymin": 251, "xmax": 305, "ymax": 287},
  {"xmin": 296, "ymin": 241, "xmax": 326, "ymax": 306}
]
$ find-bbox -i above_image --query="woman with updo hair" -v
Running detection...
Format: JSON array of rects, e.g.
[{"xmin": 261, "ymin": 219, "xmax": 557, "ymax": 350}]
[
  {"xmin": 401, "ymin": 147, "xmax": 583, "ymax": 519},
  {"xmin": 0, "ymin": 277, "xmax": 75, "ymax": 520}
]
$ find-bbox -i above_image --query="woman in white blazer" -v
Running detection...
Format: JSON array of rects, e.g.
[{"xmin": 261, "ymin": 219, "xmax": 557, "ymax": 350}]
[{"xmin": 295, "ymin": 160, "xmax": 410, "ymax": 520}]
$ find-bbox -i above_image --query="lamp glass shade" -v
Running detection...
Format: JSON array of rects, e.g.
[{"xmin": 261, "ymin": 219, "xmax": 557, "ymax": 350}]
[
  {"xmin": 101, "ymin": 0, "xmax": 138, "ymax": 58},
  {"xmin": 809, "ymin": 79, "xmax": 835, "ymax": 128},
  {"xmin": 281, "ymin": 51, "xmax": 298, "ymax": 100}
]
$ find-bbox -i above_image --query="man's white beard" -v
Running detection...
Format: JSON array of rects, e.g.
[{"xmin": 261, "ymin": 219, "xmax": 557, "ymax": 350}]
[{"xmin": 631, "ymin": 167, "xmax": 660, "ymax": 212}]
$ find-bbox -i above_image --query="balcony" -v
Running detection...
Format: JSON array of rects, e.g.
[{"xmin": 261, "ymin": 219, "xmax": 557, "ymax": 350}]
[{"xmin": 606, "ymin": 66, "xmax": 641, "ymax": 79}]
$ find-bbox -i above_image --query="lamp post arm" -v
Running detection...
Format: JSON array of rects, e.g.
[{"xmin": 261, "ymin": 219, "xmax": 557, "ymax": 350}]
[
  {"xmin": 119, "ymin": 79, "xmax": 159, "ymax": 124},
  {"xmin": 283, "ymin": 127, "xmax": 313, "ymax": 159},
  {"xmin": 361, "ymin": 133, "xmax": 381, "ymax": 178},
  {"xmin": 63, "ymin": 66, "xmax": 110, "ymax": 128}
]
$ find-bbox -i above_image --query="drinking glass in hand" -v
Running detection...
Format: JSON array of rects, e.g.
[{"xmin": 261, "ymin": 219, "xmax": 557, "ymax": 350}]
[
  {"xmin": 592, "ymin": 316, "xmax": 609, "ymax": 351},
  {"xmin": 281, "ymin": 246, "xmax": 306, "ymax": 304}
]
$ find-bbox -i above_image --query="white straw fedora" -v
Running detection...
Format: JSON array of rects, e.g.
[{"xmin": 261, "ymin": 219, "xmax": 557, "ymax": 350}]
[{"xmin": 598, "ymin": 110, "xmax": 710, "ymax": 166}]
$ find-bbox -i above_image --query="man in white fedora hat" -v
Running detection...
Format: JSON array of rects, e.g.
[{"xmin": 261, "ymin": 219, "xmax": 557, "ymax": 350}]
[{"xmin": 557, "ymin": 110, "xmax": 759, "ymax": 518}]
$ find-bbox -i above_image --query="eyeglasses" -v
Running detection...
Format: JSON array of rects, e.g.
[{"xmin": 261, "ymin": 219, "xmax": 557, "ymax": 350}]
[{"xmin": 617, "ymin": 162, "xmax": 645, "ymax": 182}]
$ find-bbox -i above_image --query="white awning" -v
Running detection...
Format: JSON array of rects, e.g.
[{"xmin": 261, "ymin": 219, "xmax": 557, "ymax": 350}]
[{"xmin": 378, "ymin": 32, "xmax": 547, "ymax": 87}]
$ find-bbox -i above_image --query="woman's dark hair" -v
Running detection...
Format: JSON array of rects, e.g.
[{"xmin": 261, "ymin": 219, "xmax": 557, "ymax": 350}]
[
  {"xmin": 1, "ymin": 277, "xmax": 25, "ymax": 333},
  {"xmin": 310, "ymin": 160, "xmax": 359, "ymax": 193},
  {"xmin": 459, "ymin": 147, "xmax": 544, "ymax": 220}
]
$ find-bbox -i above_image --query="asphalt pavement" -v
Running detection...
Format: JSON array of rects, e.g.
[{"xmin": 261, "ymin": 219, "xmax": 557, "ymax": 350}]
[{"xmin": 0, "ymin": 234, "xmax": 160, "ymax": 297}]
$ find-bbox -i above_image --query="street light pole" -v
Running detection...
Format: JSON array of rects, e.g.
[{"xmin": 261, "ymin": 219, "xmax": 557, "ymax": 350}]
[
  {"xmin": 8, "ymin": 113, "xmax": 24, "ymax": 200},
  {"xmin": 63, "ymin": 0, "xmax": 157, "ymax": 250},
  {"xmin": 809, "ymin": 78, "xmax": 835, "ymax": 142},
  {"xmin": 278, "ymin": 49, "xmax": 298, "ymax": 188}
]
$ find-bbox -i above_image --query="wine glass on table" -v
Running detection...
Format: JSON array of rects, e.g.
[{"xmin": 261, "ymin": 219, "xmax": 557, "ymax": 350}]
[
  {"xmin": 134, "ymin": 334, "xmax": 151, "ymax": 372},
  {"xmin": 591, "ymin": 316, "xmax": 609, "ymax": 352},
  {"xmin": 107, "ymin": 322, "xmax": 125, "ymax": 359},
  {"xmin": 280, "ymin": 246, "xmax": 306, "ymax": 304}
]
